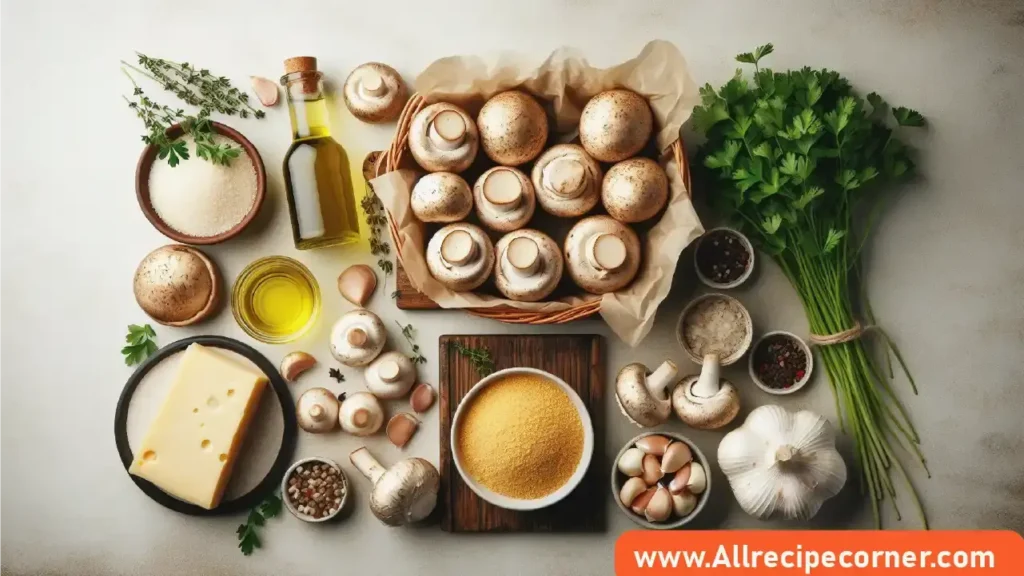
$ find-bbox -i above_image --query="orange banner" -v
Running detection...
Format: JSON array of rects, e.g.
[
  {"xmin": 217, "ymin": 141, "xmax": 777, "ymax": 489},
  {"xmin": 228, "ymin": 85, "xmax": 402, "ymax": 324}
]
[{"xmin": 615, "ymin": 531, "xmax": 1023, "ymax": 575}]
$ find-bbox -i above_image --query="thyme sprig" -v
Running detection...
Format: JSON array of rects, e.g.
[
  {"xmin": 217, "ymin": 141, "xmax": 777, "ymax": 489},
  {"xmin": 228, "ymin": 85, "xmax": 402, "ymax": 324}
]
[
  {"xmin": 396, "ymin": 322, "xmax": 427, "ymax": 365},
  {"xmin": 121, "ymin": 53, "xmax": 262, "ymax": 166},
  {"xmin": 451, "ymin": 342, "xmax": 495, "ymax": 378},
  {"xmin": 361, "ymin": 190, "xmax": 394, "ymax": 293}
]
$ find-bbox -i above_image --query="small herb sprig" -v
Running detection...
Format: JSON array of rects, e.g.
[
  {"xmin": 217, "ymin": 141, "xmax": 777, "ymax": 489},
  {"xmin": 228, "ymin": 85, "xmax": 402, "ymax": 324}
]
[
  {"xmin": 361, "ymin": 190, "xmax": 394, "ymax": 293},
  {"xmin": 122, "ymin": 324, "xmax": 158, "ymax": 366},
  {"xmin": 237, "ymin": 492, "xmax": 282, "ymax": 556},
  {"xmin": 451, "ymin": 342, "xmax": 495, "ymax": 378},
  {"xmin": 396, "ymin": 322, "xmax": 428, "ymax": 365},
  {"xmin": 122, "ymin": 53, "xmax": 261, "ymax": 167}
]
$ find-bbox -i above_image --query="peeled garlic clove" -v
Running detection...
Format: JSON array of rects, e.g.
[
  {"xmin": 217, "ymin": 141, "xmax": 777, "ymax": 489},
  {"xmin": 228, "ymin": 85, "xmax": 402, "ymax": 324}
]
[
  {"xmin": 630, "ymin": 487, "xmax": 657, "ymax": 515},
  {"xmin": 672, "ymin": 491, "xmax": 698, "ymax": 518},
  {"xmin": 250, "ymin": 76, "xmax": 279, "ymax": 107},
  {"xmin": 410, "ymin": 382, "xmax": 436, "ymax": 413},
  {"xmin": 641, "ymin": 454, "xmax": 664, "ymax": 485},
  {"xmin": 338, "ymin": 264, "xmax": 377, "ymax": 307},
  {"xmin": 687, "ymin": 462, "xmax": 708, "ymax": 495},
  {"xmin": 645, "ymin": 486, "xmax": 673, "ymax": 522},
  {"xmin": 280, "ymin": 351, "xmax": 316, "ymax": 382},
  {"xmin": 669, "ymin": 463, "xmax": 692, "ymax": 494},
  {"xmin": 661, "ymin": 441, "xmax": 693, "ymax": 474},
  {"xmin": 619, "ymin": 476, "xmax": 647, "ymax": 506},
  {"xmin": 616, "ymin": 447, "xmax": 645, "ymax": 477},
  {"xmin": 386, "ymin": 413, "xmax": 420, "ymax": 448},
  {"xmin": 635, "ymin": 435, "xmax": 671, "ymax": 456}
]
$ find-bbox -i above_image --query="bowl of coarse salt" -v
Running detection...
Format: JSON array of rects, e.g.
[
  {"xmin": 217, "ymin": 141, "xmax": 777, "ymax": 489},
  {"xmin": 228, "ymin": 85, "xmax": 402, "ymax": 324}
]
[{"xmin": 136, "ymin": 121, "xmax": 266, "ymax": 245}]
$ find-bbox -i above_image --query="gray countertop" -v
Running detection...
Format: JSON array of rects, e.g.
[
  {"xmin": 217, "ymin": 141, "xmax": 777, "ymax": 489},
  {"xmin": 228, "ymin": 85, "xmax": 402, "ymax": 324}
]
[{"xmin": 2, "ymin": 1, "xmax": 1023, "ymax": 574}]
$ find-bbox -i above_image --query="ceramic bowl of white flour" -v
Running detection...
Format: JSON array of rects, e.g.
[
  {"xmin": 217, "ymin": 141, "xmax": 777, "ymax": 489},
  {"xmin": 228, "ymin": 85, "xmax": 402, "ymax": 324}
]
[{"xmin": 136, "ymin": 121, "xmax": 266, "ymax": 245}]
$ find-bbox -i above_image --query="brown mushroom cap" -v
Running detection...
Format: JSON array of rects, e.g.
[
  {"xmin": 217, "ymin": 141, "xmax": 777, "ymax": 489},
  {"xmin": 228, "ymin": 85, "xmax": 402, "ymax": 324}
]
[
  {"xmin": 602, "ymin": 157, "xmax": 669, "ymax": 223},
  {"xmin": 477, "ymin": 90, "xmax": 549, "ymax": 166},
  {"xmin": 408, "ymin": 103, "xmax": 479, "ymax": 173},
  {"xmin": 133, "ymin": 244, "xmax": 221, "ymax": 326},
  {"xmin": 614, "ymin": 363, "xmax": 673, "ymax": 427},
  {"xmin": 342, "ymin": 62, "xmax": 408, "ymax": 123},
  {"xmin": 370, "ymin": 457, "xmax": 440, "ymax": 526},
  {"xmin": 579, "ymin": 89, "xmax": 653, "ymax": 163},
  {"xmin": 296, "ymin": 387, "xmax": 341, "ymax": 433},
  {"xmin": 410, "ymin": 172, "xmax": 473, "ymax": 223},
  {"xmin": 671, "ymin": 378, "xmax": 741, "ymax": 430}
]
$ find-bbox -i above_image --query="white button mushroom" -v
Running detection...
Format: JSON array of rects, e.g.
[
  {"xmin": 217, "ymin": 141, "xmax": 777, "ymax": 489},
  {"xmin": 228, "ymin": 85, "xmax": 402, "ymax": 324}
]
[
  {"xmin": 493, "ymin": 230, "xmax": 563, "ymax": 302},
  {"xmin": 473, "ymin": 166, "xmax": 536, "ymax": 232},
  {"xmin": 410, "ymin": 172, "xmax": 473, "ymax": 223},
  {"xmin": 330, "ymin": 309, "xmax": 386, "ymax": 368},
  {"xmin": 349, "ymin": 447, "xmax": 440, "ymax": 527},
  {"xmin": 364, "ymin": 351, "xmax": 416, "ymax": 399},
  {"xmin": 614, "ymin": 360, "xmax": 679, "ymax": 427},
  {"xmin": 672, "ymin": 354, "xmax": 741, "ymax": 430},
  {"xmin": 342, "ymin": 62, "xmax": 408, "ymax": 124},
  {"xmin": 425, "ymin": 223, "xmax": 495, "ymax": 292},
  {"xmin": 564, "ymin": 216, "xmax": 641, "ymax": 294},
  {"xmin": 579, "ymin": 89, "xmax": 653, "ymax": 163},
  {"xmin": 531, "ymin": 144, "xmax": 602, "ymax": 217},
  {"xmin": 296, "ymin": 387, "xmax": 341, "ymax": 434},
  {"xmin": 408, "ymin": 102, "xmax": 479, "ymax": 173},
  {"xmin": 477, "ymin": 90, "xmax": 549, "ymax": 166},
  {"xmin": 338, "ymin": 391, "xmax": 385, "ymax": 436},
  {"xmin": 602, "ymin": 157, "xmax": 669, "ymax": 223}
]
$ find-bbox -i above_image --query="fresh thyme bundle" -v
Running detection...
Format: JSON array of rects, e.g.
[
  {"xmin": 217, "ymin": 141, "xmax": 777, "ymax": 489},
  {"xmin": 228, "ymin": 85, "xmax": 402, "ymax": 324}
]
[
  {"xmin": 122, "ymin": 53, "xmax": 264, "ymax": 166},
  {"xmin": 693, "ymin": 45, "xmax": 928, "ymax": 527}
]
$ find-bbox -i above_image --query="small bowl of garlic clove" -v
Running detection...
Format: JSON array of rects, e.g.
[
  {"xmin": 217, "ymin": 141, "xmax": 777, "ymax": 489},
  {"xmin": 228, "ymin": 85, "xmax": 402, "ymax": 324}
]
[{"xmin": 610, "ymin": 432, "xmax": 711, "ymax": 529}]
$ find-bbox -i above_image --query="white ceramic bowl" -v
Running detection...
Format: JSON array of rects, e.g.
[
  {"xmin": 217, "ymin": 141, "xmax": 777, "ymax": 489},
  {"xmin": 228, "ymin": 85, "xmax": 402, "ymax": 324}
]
[
  {"xmin": 281, "ymin": 457, "xmax": 348, "ymax": 523},
  {"xmin": 450, "ymin": 367, "xmax": 594, "ymax": 511},
  {"xmin": 748, "ymin": 330, "xmax": 814, "ymax": 395},
  {"xmin": 610, "ymin": 432, "xmax": 711, "ymax": 529},
  {"xmin": 676, "ymin": 293, "xmax": 754, "ymax": 367},
  {"xmin": 693, "ymin": 227, "xmax": 755, "ymax": 289}
]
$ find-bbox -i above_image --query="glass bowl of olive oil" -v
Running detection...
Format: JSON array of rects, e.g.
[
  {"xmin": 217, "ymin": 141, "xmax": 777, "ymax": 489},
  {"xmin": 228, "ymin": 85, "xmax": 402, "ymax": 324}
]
[{"xmin": 231, "ymin": 256, "xmax": 321, "ymax": 344}]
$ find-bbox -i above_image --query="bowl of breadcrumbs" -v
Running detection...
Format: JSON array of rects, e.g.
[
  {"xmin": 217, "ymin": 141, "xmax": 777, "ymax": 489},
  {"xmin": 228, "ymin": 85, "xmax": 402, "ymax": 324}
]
[{"xmin": 451, "ymin": 367, "xmax": 594, "ymax": 510}]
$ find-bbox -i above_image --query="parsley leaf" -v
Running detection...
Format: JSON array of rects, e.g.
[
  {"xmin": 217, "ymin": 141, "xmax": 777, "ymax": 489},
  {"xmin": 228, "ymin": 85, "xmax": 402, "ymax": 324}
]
[
  {"xmin": 892, "ymin": 106, "xmax": 925, "ymax": 127},
  {"xmin": 122, "ymin": 324, "xmax": 158, "ymax": 366},
  {"xmin": 735, "ymin": 43, "xmax": 775, "ymax": 66},
  {"xmin": 236, "ymin": 493, "xmax": 280, "ymax": 556}
]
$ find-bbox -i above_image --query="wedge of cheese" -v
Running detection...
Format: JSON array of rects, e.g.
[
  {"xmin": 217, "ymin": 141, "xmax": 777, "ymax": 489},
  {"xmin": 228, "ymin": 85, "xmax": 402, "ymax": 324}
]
[{"xmin": 129, "ymin": 343, "xmax": 267, "ymax": 509}]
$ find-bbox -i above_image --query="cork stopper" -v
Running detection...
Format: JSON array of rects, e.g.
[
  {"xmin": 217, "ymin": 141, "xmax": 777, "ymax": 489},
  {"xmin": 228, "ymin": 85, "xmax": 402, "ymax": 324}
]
[
  {"xmin": 283, "ymin": 56, "xmax": 320, "ymax": 94},
  {"xmin": 284, "ymin": 56, "xmax": 317, "ymax": 74}
]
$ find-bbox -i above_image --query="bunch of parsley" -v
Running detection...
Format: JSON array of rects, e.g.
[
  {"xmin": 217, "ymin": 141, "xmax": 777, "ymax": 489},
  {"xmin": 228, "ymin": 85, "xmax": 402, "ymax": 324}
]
[{"xmin": 693, "ymin": 44, "xmax": 928, "ymax": 528}]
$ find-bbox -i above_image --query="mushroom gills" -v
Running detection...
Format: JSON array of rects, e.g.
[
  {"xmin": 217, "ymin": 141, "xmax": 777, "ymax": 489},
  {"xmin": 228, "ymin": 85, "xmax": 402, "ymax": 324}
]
[{"xmin": 671, "ymin": 354, "xmax": 741, "ymax": 430}]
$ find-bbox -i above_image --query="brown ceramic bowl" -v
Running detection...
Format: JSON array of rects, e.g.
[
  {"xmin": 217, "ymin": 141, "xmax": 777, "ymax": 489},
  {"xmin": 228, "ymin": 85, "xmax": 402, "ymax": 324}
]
[{"xmin": 135, "ymin": 121, "xmax": 266, "ymax": 245}]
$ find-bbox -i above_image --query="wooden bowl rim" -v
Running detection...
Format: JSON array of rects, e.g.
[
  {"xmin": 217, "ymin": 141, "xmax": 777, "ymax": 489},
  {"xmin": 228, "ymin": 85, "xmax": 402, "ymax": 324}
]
[{"xmin": 135, "ymin": 121, "xmax": 267, "ymax": 246}]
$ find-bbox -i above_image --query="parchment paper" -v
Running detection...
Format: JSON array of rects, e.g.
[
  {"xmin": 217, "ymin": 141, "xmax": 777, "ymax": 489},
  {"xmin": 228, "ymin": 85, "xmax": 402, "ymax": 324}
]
[{"xmin": 370, "ymin": 40, "xmax": 704, "ymax": 346}]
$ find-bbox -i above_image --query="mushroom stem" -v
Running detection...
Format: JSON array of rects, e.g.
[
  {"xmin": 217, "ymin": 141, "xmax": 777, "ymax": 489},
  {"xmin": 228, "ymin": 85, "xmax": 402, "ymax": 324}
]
[
  {"xmin": 347, "ymin": 327, "xmax": 368, "ymax": 348},
  {"xmin": 587, "ymin": 233, "xmax": 627, "ymax": 271},
  {"xmin": 691, "ymin": 354, "xmax": 721, "ymax": 398},
  {"xmin": 377, "ymin": 359, "xmax": 401, "ymax": 383},
  {"xmin": 646, "ymin": 360, "xmax": 679, "ymax": 400},
  {"xmin": 309, "ymin": 404, "xmax": 326, "ymax": 421},
  {"xmin": 350, "ymin": 447, "xmax": 387, "ymax": 484},
  {"xmin": 429, "ymin": 110, "xmax": 466, "ymax": 150}
]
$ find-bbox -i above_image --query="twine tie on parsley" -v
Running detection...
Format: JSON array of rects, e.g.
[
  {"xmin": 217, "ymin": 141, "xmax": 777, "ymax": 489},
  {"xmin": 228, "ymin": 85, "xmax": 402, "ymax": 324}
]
[{"xmin": 809, "ymin": 321, "xmax": 876, "ymax": 346}]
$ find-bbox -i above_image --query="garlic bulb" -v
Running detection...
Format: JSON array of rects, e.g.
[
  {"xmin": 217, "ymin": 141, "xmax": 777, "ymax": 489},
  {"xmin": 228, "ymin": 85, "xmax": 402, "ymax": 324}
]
[{"xmin": 718, "ymin": 405, "xmax": 847, "ymax": 521}]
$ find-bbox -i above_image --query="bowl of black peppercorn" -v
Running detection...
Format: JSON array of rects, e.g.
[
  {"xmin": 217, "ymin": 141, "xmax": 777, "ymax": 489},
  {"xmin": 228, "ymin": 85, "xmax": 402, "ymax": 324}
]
[{"xmin": 693, "ymin": 227, "xmax": 754, "ymax": 289}]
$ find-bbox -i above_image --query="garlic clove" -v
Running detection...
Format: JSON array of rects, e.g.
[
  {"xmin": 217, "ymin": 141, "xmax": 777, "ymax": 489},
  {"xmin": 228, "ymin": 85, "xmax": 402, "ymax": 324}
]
[
  {"xmin": 668, "ymin": 463, "xmax": 691, "ymax": 494},
  {"xmin": 616, "ymin": 447, "xmax": 645, "ymax": 477},
  {"xmin": 409, "ymin": 382, "xmax": 436, "ymax": 413},
  {"xmin": 635, "ymin": 435, "xmax": 671, "ymax": 456},
  {"xmin": 645, "ymin": 486, "xmax": 673, "ymax": 522},
  {"xmin": 337, "ymin": 264, "xmax": 377, "ymax": 307},
  {"xmin": 630, "ymin": 487, "xmax": 657, "ymax": 516},
  {"xmin": 661, "ymin": 441, "xmax": 693, "ymax": 474},
  {"xmin": 619, "ymin": 476, "xmax": 647, "ymax": 507},
  {"xmin": 250, "ymin": 76, "xmax": 279, "ymax": 107},
  {"xmin": 672, "ymin": 491, "xmax": 698, "ymax": 518},
  {"xmin": 687, "ymin": 462, "xmax": 708, "ymax": 495},
  {"xmin": 641, "ymin": 453, "xmax": 664, "ymax": 485},
  {"xmin": 386, "ymin": 413, "xmax": 420, "ymax": 448},
  {"xmin": 280, "ymin": 351, "xmax": 316, "ymax": 382}
]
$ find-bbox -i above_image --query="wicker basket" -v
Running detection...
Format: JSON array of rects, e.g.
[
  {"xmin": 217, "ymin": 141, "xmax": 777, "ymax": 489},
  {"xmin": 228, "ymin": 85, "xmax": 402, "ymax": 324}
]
[{"xmin": 374, "ymin": 93, "xmax": 693, "ymax": 325}]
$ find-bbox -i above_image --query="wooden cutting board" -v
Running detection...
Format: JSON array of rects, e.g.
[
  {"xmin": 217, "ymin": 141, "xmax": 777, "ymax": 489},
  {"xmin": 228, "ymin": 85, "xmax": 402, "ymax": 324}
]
[
  {"xmin": 395, "ymin": 263, "xmax": 439, "ymax": 310},
  {"xmin": 438, "ymin": 334, "xmax": 605, "ymax": 532}
]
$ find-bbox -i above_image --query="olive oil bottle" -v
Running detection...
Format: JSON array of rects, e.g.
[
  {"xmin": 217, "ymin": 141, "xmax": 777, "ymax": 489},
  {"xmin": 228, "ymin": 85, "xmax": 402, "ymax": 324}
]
[{"xmin": 281, "ymin": 57, "xmax": 361, "ymax": 250}]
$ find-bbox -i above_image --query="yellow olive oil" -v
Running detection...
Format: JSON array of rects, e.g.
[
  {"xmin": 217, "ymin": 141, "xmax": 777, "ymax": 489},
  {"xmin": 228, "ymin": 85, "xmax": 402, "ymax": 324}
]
[
  {"xmin": 231, "ymin": 256, "xmax": 321, "ymax": 344},
  {"xmin": 281, "ymin": 58, "xmax": 361, "ymax": 250}
]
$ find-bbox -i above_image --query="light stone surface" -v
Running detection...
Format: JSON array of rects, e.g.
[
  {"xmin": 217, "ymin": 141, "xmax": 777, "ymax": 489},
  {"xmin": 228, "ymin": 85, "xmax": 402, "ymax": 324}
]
[{"xmin": 2, "ymin": 1, "xmax": 1023, "ymax": 575}]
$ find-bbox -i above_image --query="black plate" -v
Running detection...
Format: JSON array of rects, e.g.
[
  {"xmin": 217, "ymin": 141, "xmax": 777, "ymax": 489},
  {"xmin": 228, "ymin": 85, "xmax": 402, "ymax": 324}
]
[{"xmin": 114, "ymin": 335, "xmax": 297, "ymax": 516}]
